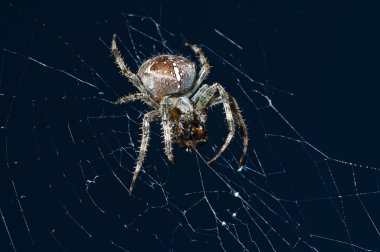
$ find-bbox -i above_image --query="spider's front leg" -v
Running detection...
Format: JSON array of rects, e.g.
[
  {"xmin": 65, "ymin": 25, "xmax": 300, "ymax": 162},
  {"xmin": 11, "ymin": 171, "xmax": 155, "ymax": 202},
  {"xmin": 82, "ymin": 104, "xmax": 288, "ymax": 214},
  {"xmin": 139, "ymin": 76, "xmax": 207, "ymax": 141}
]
[
  {"xmin": 193, "ymin": 83, "xmax": 248, "ymax": 166},
  {"xmin": 160, "ymin": 97, "xmax": 174, "ymax": 163},
  {"xmin": 129, "ymin": 110, "xmax": 160, "ymax": 195},
  {"xmin": 206, "ymin": 83, "xmax": 236, "ymax": 164},
  {"xmin": 228, "ymin": 95, "xmax": 248, "ymax": 166}
]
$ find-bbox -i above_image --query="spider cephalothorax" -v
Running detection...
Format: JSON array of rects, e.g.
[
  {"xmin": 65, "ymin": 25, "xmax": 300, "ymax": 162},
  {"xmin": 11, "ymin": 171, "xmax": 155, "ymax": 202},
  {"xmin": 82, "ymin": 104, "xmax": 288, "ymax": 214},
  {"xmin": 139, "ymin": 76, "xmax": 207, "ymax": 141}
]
[{"xmin": 112, "ymin": 34, "xmax": 248, "ymax": 194}]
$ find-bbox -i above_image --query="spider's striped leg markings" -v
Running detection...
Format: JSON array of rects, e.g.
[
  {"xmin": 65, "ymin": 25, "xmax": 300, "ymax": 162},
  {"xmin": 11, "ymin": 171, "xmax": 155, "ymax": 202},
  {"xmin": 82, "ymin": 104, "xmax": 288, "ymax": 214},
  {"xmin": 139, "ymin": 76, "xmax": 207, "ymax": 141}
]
[
  {"xmin": 191, "ymin": 84, "xmax": 209, "ymax": 108},
  {"xmin": 206, "ymin": 83, "xmax": 236, "ymax": 164},
  {"xmin": 192, "ymin": 83, "xmax": 236, "ymax": 165},
  {"xmin": 185, "ymin": 44, "xmax": 211, "ymax": 97},
  {"xmin": 115, "ymin": 93, "xmax": 159, "ymax": 109},
  {"xmin": 111, "ymin": 34, "xmax": 158, "ymax": 108},
  {"xmin": 192, "ymin": 83, "xmax": 243, "ymax": 164},
  {"xmin": 160, "ymin": 97, "xmax": 174, "ymax": 163},
  {"xmin": 229, "ymin": 95, "xmax": 248, "ymax": 166},
  {"xmin": 196, "ymin": 87, "xmax": 247, "ymax": 165},
  {"xmin": 129, "ymin": 110, "xmax": 160, "ymax": 195}
]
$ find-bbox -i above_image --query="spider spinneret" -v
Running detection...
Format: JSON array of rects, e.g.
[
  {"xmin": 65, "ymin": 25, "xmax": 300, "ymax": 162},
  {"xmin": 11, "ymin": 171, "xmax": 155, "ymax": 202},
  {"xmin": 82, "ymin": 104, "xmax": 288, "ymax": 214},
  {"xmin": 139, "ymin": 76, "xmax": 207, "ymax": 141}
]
[{"xmin": 112, "ymin": 34, "xmax": 248, "ymax": 194}]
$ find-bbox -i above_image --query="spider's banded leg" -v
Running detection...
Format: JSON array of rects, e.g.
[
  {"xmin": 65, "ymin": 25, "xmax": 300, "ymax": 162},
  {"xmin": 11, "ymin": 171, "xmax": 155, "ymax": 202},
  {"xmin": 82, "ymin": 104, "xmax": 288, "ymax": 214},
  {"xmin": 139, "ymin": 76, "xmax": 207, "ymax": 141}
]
[
  {"xmin": 192, "ymin": 84, "xmax": 222, "ymax": 109},
  {"xmin": 129, "ymin": 110, "xmax": 160, "ymax": 195},
  {"xmin": 229, "ymin": 95, "xmax": 248, "ymax": 166},
  {"xmin": 115, "ymin": 93, "xmax": 159, "ymax": 109},
  {"xmin": 191, "ymin": 84, "xmax": 209, "ymax": 107},
  {"xmin": 160, "ymin": 97, "xmax": 174, "ymax": 163},
  {"xmin": 111, "ymin": 34, "xmax": 158, "ymax": 108},
  {"xmin": 185, "ymin": 44, "xmax": 210, "ymax": 97},
  {"xmin": 207, "ymin": 83, "xmax": 236, "ymax": 164}
]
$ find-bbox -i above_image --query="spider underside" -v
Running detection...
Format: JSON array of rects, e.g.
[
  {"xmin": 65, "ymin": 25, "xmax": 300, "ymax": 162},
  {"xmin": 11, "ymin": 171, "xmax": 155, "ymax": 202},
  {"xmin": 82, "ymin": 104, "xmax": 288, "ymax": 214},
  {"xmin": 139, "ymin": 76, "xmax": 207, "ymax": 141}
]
[{"xmin": 111, "ymin": 34, "xmax": 248, "ymax": 195}]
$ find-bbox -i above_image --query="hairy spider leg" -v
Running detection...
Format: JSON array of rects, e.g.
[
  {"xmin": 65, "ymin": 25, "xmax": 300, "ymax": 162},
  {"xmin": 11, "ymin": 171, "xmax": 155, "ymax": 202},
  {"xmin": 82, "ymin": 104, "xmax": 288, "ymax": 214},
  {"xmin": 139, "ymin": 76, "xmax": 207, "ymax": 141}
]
[
  {"xmin": 112, "ymin": 34, "xmax": 158, "ymax": 108},
  {"xmin": 115, "ymin": 93, "xmax": 159, "ymax": 109},
  {"xmin": 229, "ymin": 95, "xmax": 248, "ymax": 166},
  {"xmin": 185, "ymin": 44, "xmax": 211, "ymax": 97},
  {"xmin": 194, "ymin": 83, "xmax": 238, "ymax": 165},
  {"xmin": 129, "ymin": 111, "xmax": 160, "ymax": 195},
  {"xmin": 160, "ymin": 97, "xmax": 174, "ymax": 163}
]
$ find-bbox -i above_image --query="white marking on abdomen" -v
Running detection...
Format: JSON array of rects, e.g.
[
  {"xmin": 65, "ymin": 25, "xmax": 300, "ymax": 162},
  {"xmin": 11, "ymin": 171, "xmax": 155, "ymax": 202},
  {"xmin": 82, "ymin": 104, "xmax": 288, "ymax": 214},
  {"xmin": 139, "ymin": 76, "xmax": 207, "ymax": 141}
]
[{"xmin": 173, "ymin": 66, "xmax": 181, "ymax": 81}]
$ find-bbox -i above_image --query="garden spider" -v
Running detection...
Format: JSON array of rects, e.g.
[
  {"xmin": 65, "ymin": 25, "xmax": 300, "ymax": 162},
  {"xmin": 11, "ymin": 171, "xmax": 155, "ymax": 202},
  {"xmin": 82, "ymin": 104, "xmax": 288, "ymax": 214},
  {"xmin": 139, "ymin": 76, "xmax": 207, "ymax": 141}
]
[{"xmin": 112, "ymin": 34, "xmax": 248, "ymax": 194}]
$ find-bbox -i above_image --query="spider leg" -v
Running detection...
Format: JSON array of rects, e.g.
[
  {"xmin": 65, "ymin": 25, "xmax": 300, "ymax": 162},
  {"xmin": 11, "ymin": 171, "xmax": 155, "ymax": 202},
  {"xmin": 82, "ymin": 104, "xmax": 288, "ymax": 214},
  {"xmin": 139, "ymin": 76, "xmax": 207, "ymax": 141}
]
[
  {"xmin": 115, "ymin": 93, "xmax": 159, "ymax": 109},
  {"xmin": 229, "ymin": 95, "xmax": 248, "ymax": 166},
  {"xmin": 191, "ymin": 84, "xmax": 209, "ymax": 107},
  {"xmin": 160, "ymin": 97, "xmax": 174, "ymax": 163},
  {"xmin": 129, "ymin": 110, "xmax": 160, "ymax": 195},
  {"xmin": 191, "ymin": 84, "xmax": 223, "ymax": 109},
  {"xmin": 193, "ymin": 83, "xmax": 247, "ymax": 165},
  {"xmin": 111, "ymin": 34, "xmax": 158, "ymax": 108},
  {"xmin": 185, "ymin": 43, "xmax": 210, "ymax": 97},
  {"xmin": 205, "ymin": 83, "xmax": 235, "ymax": 164}
]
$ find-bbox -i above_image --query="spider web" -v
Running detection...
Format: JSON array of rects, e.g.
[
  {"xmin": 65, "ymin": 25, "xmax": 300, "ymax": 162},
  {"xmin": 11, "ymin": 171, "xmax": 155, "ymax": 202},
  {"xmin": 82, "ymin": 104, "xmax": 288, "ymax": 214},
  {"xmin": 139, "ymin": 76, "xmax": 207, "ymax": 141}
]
[{"xmin": 1, "ymin": 0, "xmax": 380, "ymax": 251}]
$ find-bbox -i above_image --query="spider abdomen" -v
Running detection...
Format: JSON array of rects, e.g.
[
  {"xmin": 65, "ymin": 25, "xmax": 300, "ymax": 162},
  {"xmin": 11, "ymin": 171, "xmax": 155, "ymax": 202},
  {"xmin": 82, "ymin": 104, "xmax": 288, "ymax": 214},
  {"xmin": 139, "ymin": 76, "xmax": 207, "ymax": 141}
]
[{"xmin": 137, "ymin": 55, "xmax": 196, "ymax": 97}]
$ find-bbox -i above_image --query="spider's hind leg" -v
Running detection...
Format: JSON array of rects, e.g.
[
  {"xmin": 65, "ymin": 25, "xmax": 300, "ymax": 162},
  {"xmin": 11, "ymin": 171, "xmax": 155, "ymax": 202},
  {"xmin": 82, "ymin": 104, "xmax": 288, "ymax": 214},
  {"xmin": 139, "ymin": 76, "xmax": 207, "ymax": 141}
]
[
  {"xmin": 111, "ymin": 34, "xmax": 158, "ymax": 108},
  {"xmin": 185, "ymin": 43, "xmax": 211, "ymax": 97}
]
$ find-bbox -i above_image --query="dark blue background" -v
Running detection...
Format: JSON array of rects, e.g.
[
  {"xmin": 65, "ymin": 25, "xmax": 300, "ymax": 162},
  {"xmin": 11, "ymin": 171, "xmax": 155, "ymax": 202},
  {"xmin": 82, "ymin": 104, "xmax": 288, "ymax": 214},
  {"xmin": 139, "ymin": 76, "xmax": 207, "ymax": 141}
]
[{"xmin": 1, "ymin": 0, "xmax": 380, "ymax": 251}]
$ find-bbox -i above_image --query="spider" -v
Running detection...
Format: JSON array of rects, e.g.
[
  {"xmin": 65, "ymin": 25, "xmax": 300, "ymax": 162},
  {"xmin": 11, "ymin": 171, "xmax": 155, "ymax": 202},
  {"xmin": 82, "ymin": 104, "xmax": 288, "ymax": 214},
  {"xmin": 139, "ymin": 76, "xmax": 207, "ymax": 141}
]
[{"xmin": 112, "ymin": 34, "xmax": 248, "ymax": 195}]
